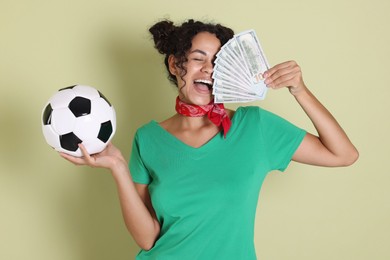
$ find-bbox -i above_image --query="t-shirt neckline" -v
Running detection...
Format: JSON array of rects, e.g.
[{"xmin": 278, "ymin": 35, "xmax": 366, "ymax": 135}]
[{"xmin": 149, "ymin": 107, "xmax": 243, "ymax": 152}]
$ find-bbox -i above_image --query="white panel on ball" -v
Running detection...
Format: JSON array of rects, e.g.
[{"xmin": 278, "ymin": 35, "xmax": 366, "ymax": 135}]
[
  {"xmin": 91, "ymin": 98, "xmax": 113, "ymax": 122},
  {"xmin": 42, "ymin": 125, "xmax": 61, "ymax": 149},
  {"xmin": 49, "ymin": 89, "xmax": 76, "ymax": 109},
  {"xmin": 82, "ymin": 139, "xmax": 107, "ymax": 155},
  {"xmin": 73, "ymin": 115, "xmax": 100, "ymax": 141},
  {"xmin": 73, "ymin": 85, "xmax": 100, "ymax": 99},
  {"xmin": 51, "ymin": 108, "xmax": 76, "ymax": 135}
]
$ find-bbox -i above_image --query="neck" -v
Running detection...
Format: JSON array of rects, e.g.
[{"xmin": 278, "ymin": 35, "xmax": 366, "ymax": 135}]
[
  {"xmin": 173, "ymin": 113, "xmax": 215, "ymax": 130},
  {"xmin": 174, "ymin": 95, "xmax": 232, "ymax": 138}
]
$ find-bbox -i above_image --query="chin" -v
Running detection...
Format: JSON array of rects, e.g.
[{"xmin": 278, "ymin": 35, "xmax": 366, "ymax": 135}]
[
  {"xmin": 194, "ymin": 96, "xmax": 213, "ymax": 105},
  {"xmin": 181, "ymin": 94, "xmax": 212, "ymax": 105}
]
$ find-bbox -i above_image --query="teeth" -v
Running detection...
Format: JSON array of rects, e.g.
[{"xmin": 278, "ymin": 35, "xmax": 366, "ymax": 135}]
[{"xmin": 194, "ymin": 79, "xmax": 213, "ymax": 85}]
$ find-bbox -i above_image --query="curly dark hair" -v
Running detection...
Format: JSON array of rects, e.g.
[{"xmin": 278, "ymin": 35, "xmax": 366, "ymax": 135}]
[{"xmin": 149, "ymin": 19, "xmax": 234, "ymax": 87}]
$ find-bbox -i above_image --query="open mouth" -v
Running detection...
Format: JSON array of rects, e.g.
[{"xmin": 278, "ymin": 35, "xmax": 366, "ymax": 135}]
[{"xmin": 194, "ymin": 79, "xmax": 213, "ymax": 90}]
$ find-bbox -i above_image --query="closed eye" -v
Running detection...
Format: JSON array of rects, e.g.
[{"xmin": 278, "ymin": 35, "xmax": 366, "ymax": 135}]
[{"xmin": 189, "ymin": 49, "xmax": 207, "ymax": 62}]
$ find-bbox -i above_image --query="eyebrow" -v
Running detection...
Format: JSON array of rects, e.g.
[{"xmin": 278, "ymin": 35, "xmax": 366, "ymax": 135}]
[{"xmin": 189, "ymin": 49, "xmax": 207, "ymax": 56}]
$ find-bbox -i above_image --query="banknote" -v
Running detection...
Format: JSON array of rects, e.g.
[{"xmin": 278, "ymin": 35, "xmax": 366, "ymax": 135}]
[
  {"xmin": 234, "ymin": 30, "xmax": 269, "ymax": 83},
  {"xmin": 212, "ymin": 29, "xmax": 270, "ymax": 103}
]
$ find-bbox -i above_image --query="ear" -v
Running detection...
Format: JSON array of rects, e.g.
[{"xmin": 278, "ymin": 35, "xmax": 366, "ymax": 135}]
[{"xmin": 168, "ymin": 55, "xmax": 178, "ymax": 75}]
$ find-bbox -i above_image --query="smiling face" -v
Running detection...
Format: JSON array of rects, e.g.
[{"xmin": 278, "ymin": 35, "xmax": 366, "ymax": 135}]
[{"xmin": 169, "ymin": 32, "xmax": 221, "ymax": 105}]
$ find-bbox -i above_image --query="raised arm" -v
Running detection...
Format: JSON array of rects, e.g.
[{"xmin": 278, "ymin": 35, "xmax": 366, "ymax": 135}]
[
  {"xmin": 264, "ymin": 61, "xmax": 359, "ymax": 167},
  {"xmin": 60, "ymin": 143, "xmax": 160, "ymax": 250}
]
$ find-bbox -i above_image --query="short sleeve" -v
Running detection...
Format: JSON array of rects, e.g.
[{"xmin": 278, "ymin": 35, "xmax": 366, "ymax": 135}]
[
  {"xmin": 258, "ymin": 108, "xmax": 306, "ymax": 172},
  {"xmin": 129, "ymin": 131, "xmax": 152, "ymax": 184}
]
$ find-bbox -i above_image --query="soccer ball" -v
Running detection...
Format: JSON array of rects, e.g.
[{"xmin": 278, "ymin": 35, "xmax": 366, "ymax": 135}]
[{"xmin": 42, "ymin": 85, "xmax": 116, "ymax": 157}]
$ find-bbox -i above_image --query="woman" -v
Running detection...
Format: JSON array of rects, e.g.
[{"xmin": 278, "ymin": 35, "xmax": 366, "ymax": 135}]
[{"xmin": 61, "ymin": 19, "xmax": 358, "ymax": 259}]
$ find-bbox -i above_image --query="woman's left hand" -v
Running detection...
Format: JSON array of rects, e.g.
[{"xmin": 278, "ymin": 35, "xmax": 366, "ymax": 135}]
[
  {"xmin": 263, "ymin": 60, "xmax": 306, "ymax": 96},
  {"xmin": 263, "ymin": 61, "xmax": 359, "ymax": 167}
]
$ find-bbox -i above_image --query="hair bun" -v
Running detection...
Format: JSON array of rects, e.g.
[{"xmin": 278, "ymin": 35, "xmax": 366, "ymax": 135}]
[{"xmin": 149, "ymin": 20, "xmax": 177, "ymax": 54}]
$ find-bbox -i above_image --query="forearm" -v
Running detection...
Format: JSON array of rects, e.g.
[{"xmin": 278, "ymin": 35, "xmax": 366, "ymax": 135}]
[
  {"xmin": 59, "ymin": 143, "xmax": 159, "ymax": 249},
  {"xmin": 294, "ymin": 86, "xmax": 359, "ymax": 165},
  {"xmin": 110, "ymin": 164, "xmax": 160, "ymax": 250}
]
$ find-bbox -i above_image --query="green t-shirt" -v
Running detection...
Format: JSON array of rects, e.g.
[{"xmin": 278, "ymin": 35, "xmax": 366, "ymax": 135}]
[{"xmin": 130, "ymin": 106, "xmax": 306, "ymax": 259}]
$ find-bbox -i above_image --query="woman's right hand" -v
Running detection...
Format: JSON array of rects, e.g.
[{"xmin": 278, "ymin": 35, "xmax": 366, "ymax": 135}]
[
  {"xmin": 60, "ymin": 142, "xmax": 126, "ymax": 171},
  {"xmin": 61, "ymin": 143, "xmax": 160, "ymax": 249}
]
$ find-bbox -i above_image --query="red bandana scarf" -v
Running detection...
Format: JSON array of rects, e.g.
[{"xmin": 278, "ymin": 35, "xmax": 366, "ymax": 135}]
[{"xmin": 175, "ymin": 96, "xmax": 232, "ymax": 138}]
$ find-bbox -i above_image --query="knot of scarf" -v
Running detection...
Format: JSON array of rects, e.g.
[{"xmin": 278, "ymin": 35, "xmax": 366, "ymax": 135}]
[{"xmin": 175, "ymin": 96, "xmax": 231, "ymax": 138}]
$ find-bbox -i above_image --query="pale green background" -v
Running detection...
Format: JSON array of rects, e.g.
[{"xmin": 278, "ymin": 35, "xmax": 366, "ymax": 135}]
[{"xmin": 1, "ymin": 0, "xmax": 389, "ymax": 259}]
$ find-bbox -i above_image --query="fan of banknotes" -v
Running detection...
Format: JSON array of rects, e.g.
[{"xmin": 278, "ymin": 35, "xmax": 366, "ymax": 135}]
[{"xmin": 212, "ymin": 30, "xmax": 270, "ymax": 103}]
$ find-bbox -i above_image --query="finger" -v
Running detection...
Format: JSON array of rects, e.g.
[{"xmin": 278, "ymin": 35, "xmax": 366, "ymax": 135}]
[
  {"xmin": 105, "ymin": 142, "xmax": 113, "ymax": 152},
  {"xmin": 78, "ymin": 143, "xmax": 89, "ymax": 157},
  {"xmin": 269, "ymin": 74, "xmax": 296, "ymax": 89},
  {"xmin": 59, "ymin": 152, "xmax": 86, "ymax": 166},
  {"xmin": 265, "ymin": 66, "xmax": 301, "ymax": 87},
  {"xmin": 268, "ymin": 66, "xmax": 298, "ymax": 81},
  {"xmin": 264, "ymin": 60, "xmax": 297, "ymax": 78},
  {"xmin": 78, "ymin": 143, "xmax": 97, "ymax": 166}
]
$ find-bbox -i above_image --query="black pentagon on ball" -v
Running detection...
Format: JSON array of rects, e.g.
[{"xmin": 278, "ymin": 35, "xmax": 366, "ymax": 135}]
[
  {"xmin": 42, "ymin": 103, "xmax": 53, "ymax": 125},
  {"xmin": 60, "ymin": 132, "xmax": 82, "ymax": 151},
  {"xmin": 69, "ymin": 96, "xmax": 91, "ymax": 117},
  {"xmin": 98, "ymin": 121, "xmax": 113, "ymax": 143}
]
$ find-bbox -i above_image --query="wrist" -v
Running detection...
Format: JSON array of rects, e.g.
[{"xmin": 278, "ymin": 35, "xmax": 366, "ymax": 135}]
[
  {"xmin": 290, "ymin": 84, "xmax": 310, "ymax": 99},
  {"xmin": 110, "ymin": 163, "xmax": 132, "ymax": 184},
  {"xmin": 109, "ymin": 157, "xmax": 128, "ymax": 174}
]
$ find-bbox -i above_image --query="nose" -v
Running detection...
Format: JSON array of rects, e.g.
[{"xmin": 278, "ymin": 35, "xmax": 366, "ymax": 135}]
[{"xmin": 201, "ymin": 60, "xmax": 214, "ymax": 74}]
